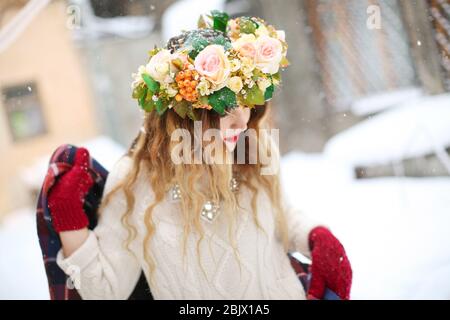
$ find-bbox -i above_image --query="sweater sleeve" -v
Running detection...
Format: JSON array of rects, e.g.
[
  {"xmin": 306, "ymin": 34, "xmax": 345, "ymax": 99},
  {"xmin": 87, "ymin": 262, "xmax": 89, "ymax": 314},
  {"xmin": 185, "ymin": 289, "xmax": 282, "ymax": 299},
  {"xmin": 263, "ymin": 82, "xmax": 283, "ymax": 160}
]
[
  {"xmin": 265, "ymin": 132, "xmax": 322, "ymax": 259},
  {"xmin": 56, "ymin": 155, "xmax": 142, "ymax": 300},
  {"xmin": 282, "ymin": 195, "xmax": 322, "ymax": 259}
]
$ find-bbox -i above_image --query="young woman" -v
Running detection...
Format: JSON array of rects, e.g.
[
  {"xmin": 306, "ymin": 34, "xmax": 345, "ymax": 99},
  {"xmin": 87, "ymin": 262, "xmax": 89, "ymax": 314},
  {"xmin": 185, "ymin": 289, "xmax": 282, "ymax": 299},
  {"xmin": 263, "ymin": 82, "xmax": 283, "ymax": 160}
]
[{"xmin": 47, "ymin": 12, "xmax": 352, "ymax": 300}]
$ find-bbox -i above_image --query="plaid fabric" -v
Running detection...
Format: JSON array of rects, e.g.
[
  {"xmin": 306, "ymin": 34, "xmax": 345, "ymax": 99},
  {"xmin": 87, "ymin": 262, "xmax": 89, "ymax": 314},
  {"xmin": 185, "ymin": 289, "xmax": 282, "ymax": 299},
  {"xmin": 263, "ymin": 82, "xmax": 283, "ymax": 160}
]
[
  {"xmin": 36, "ymin": 144, "xmax": 154, "ymax": 300},
  {"xmin": 36, "ymin": 144, "xmax": 336, "ymax": 300}
]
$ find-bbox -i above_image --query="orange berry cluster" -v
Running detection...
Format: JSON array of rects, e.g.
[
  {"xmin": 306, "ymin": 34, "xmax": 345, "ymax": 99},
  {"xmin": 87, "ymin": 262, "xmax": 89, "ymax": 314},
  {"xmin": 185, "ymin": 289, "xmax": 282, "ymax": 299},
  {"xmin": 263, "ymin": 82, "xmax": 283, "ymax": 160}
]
[{"xmin": 175, "ymin": 68, "xmax": 199, "ymax": 102}]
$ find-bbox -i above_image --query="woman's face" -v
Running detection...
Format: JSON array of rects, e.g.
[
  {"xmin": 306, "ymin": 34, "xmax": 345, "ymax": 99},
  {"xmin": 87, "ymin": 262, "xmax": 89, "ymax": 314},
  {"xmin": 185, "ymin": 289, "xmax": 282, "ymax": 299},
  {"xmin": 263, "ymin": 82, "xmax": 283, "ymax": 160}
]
[{"xmin": 219, "ymin": 105, "xmax": 251, "ymax": 152}]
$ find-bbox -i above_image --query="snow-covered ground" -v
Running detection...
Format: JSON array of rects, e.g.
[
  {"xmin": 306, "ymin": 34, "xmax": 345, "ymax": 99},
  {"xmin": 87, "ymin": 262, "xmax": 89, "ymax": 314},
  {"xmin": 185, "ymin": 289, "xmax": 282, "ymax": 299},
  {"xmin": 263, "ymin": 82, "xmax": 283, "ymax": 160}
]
[
  {"xmin": 0, "ymin": 208, "xmax": 49, "ymax": 299},
  {"xmin": 282, "ymin": 152, "xmax": 450, "ymax": 299}
]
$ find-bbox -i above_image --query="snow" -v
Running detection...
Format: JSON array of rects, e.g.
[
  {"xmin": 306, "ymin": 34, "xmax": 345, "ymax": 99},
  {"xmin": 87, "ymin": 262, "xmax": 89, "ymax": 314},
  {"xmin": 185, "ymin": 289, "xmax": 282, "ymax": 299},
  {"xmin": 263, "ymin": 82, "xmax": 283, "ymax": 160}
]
[
  {"xmin": 0, "ymin": 208, "xmax": 49, "ymax": 300},
  {"xmin": 281, "ymin": 152, "xmax": 450, "ymax": 299},
  {"xmin": 350, "ymin": 87, "xmax": 423, "ymax": 116},
  {"xmin": 161, "ymin": 0, "xmax": 226, "ymax": 43},
  {"xmin": 325, "ymin": 94, "xmax": 450, "ymax": 169}
]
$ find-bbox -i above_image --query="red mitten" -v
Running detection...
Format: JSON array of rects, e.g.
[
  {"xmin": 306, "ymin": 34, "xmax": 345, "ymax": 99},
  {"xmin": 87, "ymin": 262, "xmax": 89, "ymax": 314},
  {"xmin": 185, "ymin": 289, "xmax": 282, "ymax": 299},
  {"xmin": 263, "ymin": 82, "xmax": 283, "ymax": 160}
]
[
  {"xmin": 307, "ymin": 226, "xmax": 352, "ymax": 300},
  {"xmin": 48, "ymin": 147, "xmax": 94, "ymax": 233}
]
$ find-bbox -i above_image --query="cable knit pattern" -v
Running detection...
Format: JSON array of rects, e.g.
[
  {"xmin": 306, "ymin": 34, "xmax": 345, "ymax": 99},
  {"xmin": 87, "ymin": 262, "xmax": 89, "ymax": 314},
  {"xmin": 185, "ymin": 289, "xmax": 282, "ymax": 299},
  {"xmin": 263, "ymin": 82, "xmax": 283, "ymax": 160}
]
[{"xmin": 56, "ymin": 156, "xmax": 321, "ymax": 300}]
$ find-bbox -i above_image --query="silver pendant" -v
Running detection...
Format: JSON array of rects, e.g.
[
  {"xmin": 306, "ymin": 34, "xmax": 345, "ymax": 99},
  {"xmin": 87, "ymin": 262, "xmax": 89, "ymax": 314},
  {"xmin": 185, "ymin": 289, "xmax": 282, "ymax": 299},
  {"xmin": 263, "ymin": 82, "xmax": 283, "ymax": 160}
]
[
  {"xmin": 230, "ymin": 177, "xmax": 239, "ymax": 192},
  {"xmin": 200, "ymin": 200, "xmax": 221, "ymax": 222},
  {"xmin": 170, "ymin": 183, "xmax": 182, "ymax": 201}
]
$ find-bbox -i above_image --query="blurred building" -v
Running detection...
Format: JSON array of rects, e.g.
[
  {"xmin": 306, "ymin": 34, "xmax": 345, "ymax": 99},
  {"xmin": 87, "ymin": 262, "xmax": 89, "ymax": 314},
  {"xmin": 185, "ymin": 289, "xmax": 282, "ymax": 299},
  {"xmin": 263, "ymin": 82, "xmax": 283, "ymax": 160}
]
[
  {"xmin": 254, "ymin": 0, "xmax": 447, "ymax": 152},
  {"xmin": 0, "ymin": 0, "xmax": 99, "ymax": 218}
]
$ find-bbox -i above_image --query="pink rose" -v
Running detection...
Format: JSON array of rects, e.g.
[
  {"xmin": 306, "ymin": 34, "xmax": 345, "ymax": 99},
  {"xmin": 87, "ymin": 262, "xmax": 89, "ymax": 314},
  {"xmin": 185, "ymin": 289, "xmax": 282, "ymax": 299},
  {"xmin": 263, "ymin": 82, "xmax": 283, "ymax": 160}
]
[
  {"xmin": 232, "ymin": 34, "xmax": 257, "ymax": 61},
  {"xmin": 239, "ymin": 43, "xmax": 257, "ymax": 60},
  {"xmin": 255, "ymin": 35, "xmax": 283, "ymax": 74},
  {"xmin": 194, "ymin": 45, "xmax": 230, "ymax": 87}
]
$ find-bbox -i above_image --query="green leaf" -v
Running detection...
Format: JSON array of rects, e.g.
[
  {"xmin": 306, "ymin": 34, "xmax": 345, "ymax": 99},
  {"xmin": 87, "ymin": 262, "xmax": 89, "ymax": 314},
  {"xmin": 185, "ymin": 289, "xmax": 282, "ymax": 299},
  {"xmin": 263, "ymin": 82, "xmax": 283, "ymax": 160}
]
[
  {"xmin": 207, "ymin": 87, "xmax": 237, "ymax": 115},
  {"xmin": 264, "ymin": 84, "xmax": 274, "ymax": 100},
  {"xmin": 142, "ymin": 99, "xmax": 155, "ymax": 113},
  {"xmin": 212, "ymin": 34, "xmax": 232, "ymax": 50},
  {"xmin": 239, "ymin": 17, "xmax": 257, "ymax": 34},
  {"xmin": 272, "ymin": 72, "xmax": 281, "ymax": 82},
  {"xmin": 211, "ymin": 10, "xmax": 229, "ymax": 33},
  {"xmin": 187, "ymin": 35, "xmax": 210, "ymax": 60},
  {"xmin": 139, "ymin": 87, "xmax": 148, "ymax": 108},
  {"xmin": 173, "ymin": 100, "xmax": 189, "ymax": 118},
  {"xmin": 142, "ymin": 73, "xmax": 160, "ymax": 93},
  {"xmin": 155, "ymin": 99, "xmax": 168, "ymax": 115},
  {"xmin": 186, "ymin": 106, "xmax": 198, "ymax": 121},
  {"xmin": 132, "ymin": 85, "xmax": 145, "ymax": 100},
  {"xmin": 245, "ymin": 86, "xmax": 265, "ymax": 105}
]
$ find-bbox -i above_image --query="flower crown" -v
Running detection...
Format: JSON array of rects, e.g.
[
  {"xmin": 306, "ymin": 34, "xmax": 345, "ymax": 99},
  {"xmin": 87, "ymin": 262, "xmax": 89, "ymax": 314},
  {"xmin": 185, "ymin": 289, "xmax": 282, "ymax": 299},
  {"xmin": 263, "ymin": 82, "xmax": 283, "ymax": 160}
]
[{"xmin": 131, "ymin": 10, "xmax": 289, "ymax": 120}]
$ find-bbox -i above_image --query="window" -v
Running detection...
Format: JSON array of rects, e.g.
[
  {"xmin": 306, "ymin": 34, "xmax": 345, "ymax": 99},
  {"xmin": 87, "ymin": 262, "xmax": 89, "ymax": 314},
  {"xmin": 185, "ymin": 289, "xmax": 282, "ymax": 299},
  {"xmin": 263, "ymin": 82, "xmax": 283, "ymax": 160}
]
[{"xmin": 2, "ymin": 82, "xmax": 47, "ymax": 142}]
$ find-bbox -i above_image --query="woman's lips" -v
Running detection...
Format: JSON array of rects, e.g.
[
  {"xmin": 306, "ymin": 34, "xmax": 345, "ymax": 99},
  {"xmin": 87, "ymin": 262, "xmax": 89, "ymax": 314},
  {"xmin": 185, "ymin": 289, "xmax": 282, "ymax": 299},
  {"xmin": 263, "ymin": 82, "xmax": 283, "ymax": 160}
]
[{"xmin": 224, "ymin": 134, "xmax": 239, "ymax": 143}]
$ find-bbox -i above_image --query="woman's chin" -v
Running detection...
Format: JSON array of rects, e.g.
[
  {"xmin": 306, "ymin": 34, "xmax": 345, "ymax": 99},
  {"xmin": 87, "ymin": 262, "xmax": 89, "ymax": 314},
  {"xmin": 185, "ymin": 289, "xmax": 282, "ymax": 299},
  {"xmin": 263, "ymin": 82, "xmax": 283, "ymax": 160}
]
[{"xmin": 224, "ymin": 140, "xmax": 237, "ymax": 152}]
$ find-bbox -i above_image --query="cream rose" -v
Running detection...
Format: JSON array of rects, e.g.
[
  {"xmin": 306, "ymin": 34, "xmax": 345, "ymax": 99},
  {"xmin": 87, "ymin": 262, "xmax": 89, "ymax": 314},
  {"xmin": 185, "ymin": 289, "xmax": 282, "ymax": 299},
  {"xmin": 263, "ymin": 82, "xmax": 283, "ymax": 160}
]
[
  {"xmin": 194, "ymin": 45, "xmax": 231, "ymax": 88},
  {"xmin": 227, "ymin": 76, "xmax": 243, "ymax": 94},
  {"xmin": 232, "ymin": 34, "xmax": 257, "ymax": 61},
  {"xmin": 145, "ymin": 49, "xmax": 174, "ymax": 83},
  {"xmin": 255, "ymin": 35, "xmax": 283, "ymax": 74}
]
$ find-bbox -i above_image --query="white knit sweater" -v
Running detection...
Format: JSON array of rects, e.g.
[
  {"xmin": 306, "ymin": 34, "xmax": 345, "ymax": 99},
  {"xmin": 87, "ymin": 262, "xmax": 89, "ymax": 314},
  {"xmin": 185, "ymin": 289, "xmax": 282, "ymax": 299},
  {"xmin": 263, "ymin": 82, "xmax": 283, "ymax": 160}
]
[{"xmin": 56, "ymin": 156, "xmax": 320, "ymax": 300}]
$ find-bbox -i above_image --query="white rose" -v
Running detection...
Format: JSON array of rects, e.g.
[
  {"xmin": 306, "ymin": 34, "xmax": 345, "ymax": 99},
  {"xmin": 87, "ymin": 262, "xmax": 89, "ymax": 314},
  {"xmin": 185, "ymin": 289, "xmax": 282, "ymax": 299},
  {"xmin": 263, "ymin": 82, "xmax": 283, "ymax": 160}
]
[{"xmin": 145, "ymin": 49, "xmax": 174, "ymax": 83}]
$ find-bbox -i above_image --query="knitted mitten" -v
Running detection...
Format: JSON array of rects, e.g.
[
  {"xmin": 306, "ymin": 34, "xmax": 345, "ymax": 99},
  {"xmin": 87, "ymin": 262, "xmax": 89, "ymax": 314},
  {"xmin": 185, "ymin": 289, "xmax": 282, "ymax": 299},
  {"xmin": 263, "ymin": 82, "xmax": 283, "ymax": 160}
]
[
  {"xmin": 308, "ymin": 226, "xmax": 352, "ymax": 300},
  {"xmin": 48, "ymin": 148, "xmax": 94, "ymax": 233}
]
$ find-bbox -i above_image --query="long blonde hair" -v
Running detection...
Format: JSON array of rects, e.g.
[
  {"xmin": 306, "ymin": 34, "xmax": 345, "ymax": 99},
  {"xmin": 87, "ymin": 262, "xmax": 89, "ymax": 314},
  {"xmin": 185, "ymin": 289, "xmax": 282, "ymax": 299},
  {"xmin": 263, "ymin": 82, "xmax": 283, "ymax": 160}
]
[{"xmin": 98, "ymin": 101, "xmax": 289, "ymax": 287}]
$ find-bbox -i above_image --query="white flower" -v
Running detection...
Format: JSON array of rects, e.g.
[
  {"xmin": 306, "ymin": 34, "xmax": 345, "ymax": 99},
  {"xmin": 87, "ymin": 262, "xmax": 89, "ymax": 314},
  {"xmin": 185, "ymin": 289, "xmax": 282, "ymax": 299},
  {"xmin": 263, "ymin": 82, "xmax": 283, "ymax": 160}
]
[
  {"xmin": 240, "ymin": 56, "xmax": 255, "ymax": 77},
  {"xmin": 257, "ymin": 77, "xmax": 271, "ymax": 92},
  {"xmin": 197, "ymin": 77, "xmax": 211, "ymax": 96},
  {"xmin": 255, "ymin": 24, "xmax": 269, "ymax": 37},
  {"xmin": 276, "ymin": 30, "xmax": 286, "ymax": 42},
  {"xmin": 227, "ymin": 76, "xmax": 243, "ymax": 94},
  {"xmin": 145, "ymin": 49, "xmax": 175, "ymax": 83},
  {"xmin": 230, "ymin": 59, "xmax": 241, "ymax": 72},
  {"xmin": 164, "ymin": 84, "xmax": 178, "ymax": 97},
  {"xmin": 131, "ymin": 65, "xmax": 146, "ymax": 88}
]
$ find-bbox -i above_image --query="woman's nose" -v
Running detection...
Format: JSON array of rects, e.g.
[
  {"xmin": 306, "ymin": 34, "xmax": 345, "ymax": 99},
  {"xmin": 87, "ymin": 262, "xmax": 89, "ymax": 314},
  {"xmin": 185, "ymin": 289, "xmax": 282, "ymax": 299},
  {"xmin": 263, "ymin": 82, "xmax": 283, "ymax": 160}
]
[
  {"xmin": 231, "ymin": 117, "xmax": 247, "ymax": 131},
  {"xmin": 231, "ymin": 110, "xmax": 248, "ymax": 130}
]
